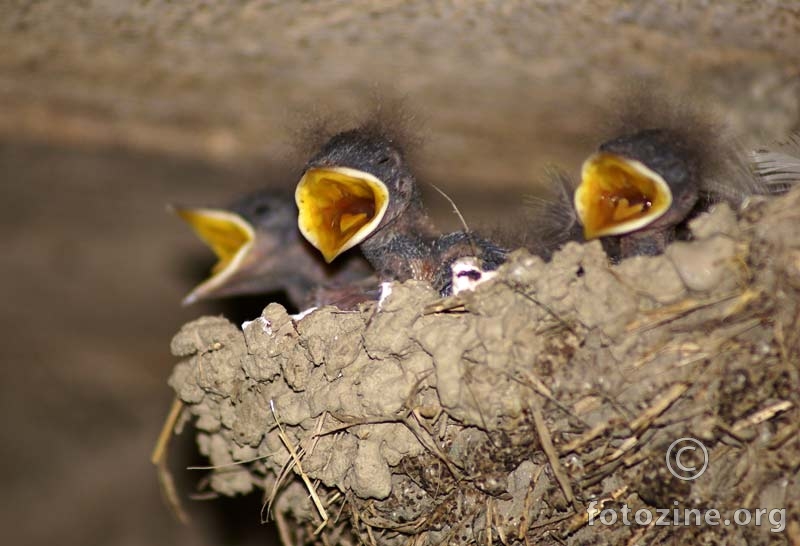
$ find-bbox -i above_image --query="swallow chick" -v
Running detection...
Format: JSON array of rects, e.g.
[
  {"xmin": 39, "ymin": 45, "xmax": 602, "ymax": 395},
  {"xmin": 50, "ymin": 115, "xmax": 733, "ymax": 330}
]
[
  {"xmin": 294, "ymin": 123, "xmax": 507, "ymax": 295},
  {"xmin": 573, "ymin": 127, "xmax": 706, "ymax": 258},
  {"xmin": 574, "ymin": 129, "xmax": 799, "ymax": 260},
  {"xmin": 569, "ymin": 90, "xmax": 786, "ymax": 260},
  {"xmin": 174, "ymin": 189, "xmax": 372, "ymax": 309}
]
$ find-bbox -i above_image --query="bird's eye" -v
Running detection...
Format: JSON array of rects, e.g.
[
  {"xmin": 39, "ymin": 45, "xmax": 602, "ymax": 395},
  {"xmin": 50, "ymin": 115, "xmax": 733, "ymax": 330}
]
[
  {"xmin": 378, "ymin": 150, "xmax": 402, "ymax": 166},
  {"xmin": 254, "ymin": 203, "xmax": 271, "ymax": 216},
  {"xmin": 398, "ymin": 177, "xmax": 413, "ymax": 194}
]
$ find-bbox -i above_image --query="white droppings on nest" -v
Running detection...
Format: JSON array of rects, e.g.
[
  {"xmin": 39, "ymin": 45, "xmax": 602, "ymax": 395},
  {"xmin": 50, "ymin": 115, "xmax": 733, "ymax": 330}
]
[
  {"xmin": 377, "ymin": 281, "xmax": 393, "ymax": 309},
  {"xmin": 242, "ymin": 315, "xmax": 273, "ymax": 335},
  {"xmin": 291, "ymin": 307, "xmax": 318, "ymax": 321}
]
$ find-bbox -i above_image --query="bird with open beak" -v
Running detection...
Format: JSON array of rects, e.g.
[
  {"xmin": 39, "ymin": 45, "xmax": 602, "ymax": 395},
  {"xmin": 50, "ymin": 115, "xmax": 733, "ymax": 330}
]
[
  {"xmin": 294, "ymin": 122, "xmax": 507, "ymax": 295},
  {"xmin": 568, "ymin": 92, "xmax": 788, "ymax": 260},
  {"xmin": 573, "ymin": 127, "xmax": 707, "ymax": 258},
  {"xmin": 173, "ymin": 189, "xmax": 373, "ymax": 309}
]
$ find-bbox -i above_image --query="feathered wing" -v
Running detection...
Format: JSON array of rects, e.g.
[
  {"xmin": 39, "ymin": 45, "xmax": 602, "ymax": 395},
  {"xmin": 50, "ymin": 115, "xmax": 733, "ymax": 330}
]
[
  {"xmin": 698, "ymin": 137, "xmax": 768, "ymax": 208},
  {"xmin": 751, "ymin": 133, "xmax": 800, "ymax": 194}
]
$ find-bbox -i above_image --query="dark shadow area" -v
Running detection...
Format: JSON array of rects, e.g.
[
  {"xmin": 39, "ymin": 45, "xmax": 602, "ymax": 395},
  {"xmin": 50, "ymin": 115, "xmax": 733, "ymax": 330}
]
[
  {"xmin": 169, "ymin": 424, "xmax": 281, "ymax": 546},
  {"xmin": 0, "ymin": 140, "xmax": 293, "ymax": 546}
]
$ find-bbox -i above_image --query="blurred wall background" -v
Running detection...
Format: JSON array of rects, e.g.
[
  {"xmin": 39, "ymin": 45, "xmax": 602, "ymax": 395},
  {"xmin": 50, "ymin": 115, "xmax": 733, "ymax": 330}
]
[{"xmin": 1, "ymin": 1, "xmax": 798, "ymax": 545}]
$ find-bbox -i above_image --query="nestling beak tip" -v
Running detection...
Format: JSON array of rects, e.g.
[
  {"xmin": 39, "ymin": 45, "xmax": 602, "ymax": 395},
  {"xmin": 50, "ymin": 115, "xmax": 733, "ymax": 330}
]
[{"xmin": 321, "ymin": 247, "xmax": 342, "ymax": 263}]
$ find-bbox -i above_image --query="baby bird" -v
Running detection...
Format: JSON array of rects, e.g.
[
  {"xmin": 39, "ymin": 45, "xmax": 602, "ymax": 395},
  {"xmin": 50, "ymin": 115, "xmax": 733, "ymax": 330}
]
[
  {"xmin": 294, "ymin": 122, "xmax": 506, "ymax": 295},
  {"xmin": 573, "ymin": 127, "xmax": 709, "ymax": 258},
  {"xmin": 174, "ymin": 189, "xmax": 372, "ymax": 309},
  {"xmin": 566, "ymin": 93, "xmax": 785, "ymax": 260},
  {"xmin": 573, "ymin": 131, "xmax": 800, "ymax": 260},
  {"xmin": 521, "ymin": 91, "xmax": 799, "ymax": 263}
]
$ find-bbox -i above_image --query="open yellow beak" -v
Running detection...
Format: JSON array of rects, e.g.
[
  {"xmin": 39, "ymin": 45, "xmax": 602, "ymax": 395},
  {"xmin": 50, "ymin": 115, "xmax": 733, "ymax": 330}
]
[
  {"xmin": 574, "ymin": 152, "xmax": 673, "ymax": 240},
  {"xmin": 295, "ymin": 166, "xmax": 389, "ymax": 263},
  {"xmin": 172, "ymin": 207, "xmax": 255, "ymax": 303}
]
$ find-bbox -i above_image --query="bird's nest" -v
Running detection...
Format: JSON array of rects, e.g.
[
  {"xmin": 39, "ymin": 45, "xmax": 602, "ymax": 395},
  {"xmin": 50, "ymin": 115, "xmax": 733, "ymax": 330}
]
[{"xmin": 161, "ymin": 188, "xmax": 800, "ymax": 545}]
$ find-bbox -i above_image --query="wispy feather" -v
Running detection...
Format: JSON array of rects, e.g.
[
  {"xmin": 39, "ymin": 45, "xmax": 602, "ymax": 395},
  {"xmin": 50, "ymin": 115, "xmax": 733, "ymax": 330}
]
[{"xmin": 751, "ymin": 133, "xmax": 800, "ymax": 193}]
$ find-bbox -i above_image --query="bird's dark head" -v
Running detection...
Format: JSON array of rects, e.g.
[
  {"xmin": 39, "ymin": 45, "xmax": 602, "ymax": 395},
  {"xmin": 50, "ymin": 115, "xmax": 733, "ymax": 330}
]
[
  {"xmin": 173, "ymin": 190, "xmax": 317, "ymax": 305},
  {"xmin": 295, "ymin": 127, "xmax": 422, "ymax": 263},
  {"xmin": 231, "ymin": 190, "xmax": 297, "ymax": 233},
  {"xmin": 574, "ymin": 129, "xmax": 700, "ymax": 241}
]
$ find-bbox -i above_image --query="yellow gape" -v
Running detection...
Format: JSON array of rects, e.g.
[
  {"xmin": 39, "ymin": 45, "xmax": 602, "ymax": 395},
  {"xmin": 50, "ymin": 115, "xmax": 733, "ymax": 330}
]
[
  {"xmin": 574, "ymin": 152, "xmax": 673, "ymax": 240},
  {"xmin": 295, "ymin": 167, "xmax": 389, "ymax": 263},
  {"xmin": 173, "ymin": 207, "xmax": 255, "ymax": 303}
]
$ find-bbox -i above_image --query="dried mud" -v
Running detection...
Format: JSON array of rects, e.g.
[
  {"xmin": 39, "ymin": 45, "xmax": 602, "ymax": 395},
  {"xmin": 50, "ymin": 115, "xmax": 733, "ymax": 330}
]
[{"xmin": 168, "ymin": 188, "xmax": 800, "ymax": 545}]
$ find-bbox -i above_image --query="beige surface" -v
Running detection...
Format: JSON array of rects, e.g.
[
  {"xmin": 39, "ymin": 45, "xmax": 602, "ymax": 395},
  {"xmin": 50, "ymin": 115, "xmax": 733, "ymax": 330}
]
[{"xmin": 2, "ymin": 0, "xmax": 798, "ymax": 188}]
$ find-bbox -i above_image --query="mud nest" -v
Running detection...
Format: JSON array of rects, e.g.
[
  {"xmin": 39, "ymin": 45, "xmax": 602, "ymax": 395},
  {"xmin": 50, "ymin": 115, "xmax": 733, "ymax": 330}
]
[{"xmin": 166, "ymin": 188, "xmax": 800, "ymax": 545}]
